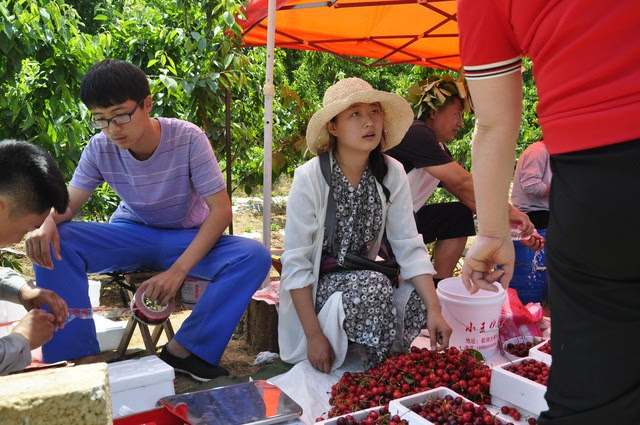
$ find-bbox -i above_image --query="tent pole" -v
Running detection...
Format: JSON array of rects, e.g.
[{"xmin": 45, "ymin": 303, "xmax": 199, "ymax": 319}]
[
  {"xmin": 225, "ymin": 88, "xmax": 233, "ymax": 235},
  {"xmin": 262, "ymin": 0, "xmax": 276, "ymax": 287}
]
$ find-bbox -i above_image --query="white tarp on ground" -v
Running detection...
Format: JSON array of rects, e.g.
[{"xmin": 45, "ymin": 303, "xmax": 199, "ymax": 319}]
[
  {"xmin": 268, "ymin": 324, "xmax": 551, "ymax": 425},
  {"xmin": 270, "ymin": 344, "xmax": 368, "ymax": 424}
]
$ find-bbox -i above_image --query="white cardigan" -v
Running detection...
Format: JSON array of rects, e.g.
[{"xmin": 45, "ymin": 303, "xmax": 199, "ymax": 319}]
[{"xmin": 278, "ymin": 153, "xmax": 435, "ymax": 369}]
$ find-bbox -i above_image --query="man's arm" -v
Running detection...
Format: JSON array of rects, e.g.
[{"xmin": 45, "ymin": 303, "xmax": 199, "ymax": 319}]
[
  {"xmin": 425, "ymin": 161, "xmax": 476, "ymax": 211},
  {"xmin": 26, "ymin": 186, "xmax": 93, "ymax": 269},
  {"xmin": 144, "ymin": 189, "xmax": 232, "ymax": 305},
  {"xmin": 0, "ymin": 309, "xmax": 56, "ymax": 376},
  {"xmin": 425, "ymin": 161, "xmax": 537, "ymax": 240},
  {"xmin": 0, "ymin": 334, "xmax": 31, "ymax": 375},
  {"xmin": 461, "ymin": 71, "xmax": 523, "ymax": 293},
  {"xmin": 0, "ymin": 268, "xmax": 68, "ymax": 329}
]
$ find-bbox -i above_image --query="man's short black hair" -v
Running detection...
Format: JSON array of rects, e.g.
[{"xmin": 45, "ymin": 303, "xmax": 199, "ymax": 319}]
[
  {"xmin": 80, "ymin": 59, "xmax": 151, "ymax": 109},
  {"xmin": 0, "ymin": 140, "xmax": 69, "ymax": 216}
]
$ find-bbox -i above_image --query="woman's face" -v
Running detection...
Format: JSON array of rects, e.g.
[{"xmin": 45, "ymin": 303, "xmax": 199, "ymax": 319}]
[{"xmin": 327, "ymin": 102, "xmax": 384, "ymax": 155}]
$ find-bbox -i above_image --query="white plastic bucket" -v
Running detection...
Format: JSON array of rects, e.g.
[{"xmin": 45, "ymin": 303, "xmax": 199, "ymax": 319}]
[{"xmin": 436, "ymin": 277, "xmax": 505, "ymax": 357}]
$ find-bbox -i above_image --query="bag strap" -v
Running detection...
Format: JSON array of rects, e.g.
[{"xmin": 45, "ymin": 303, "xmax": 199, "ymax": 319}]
[{"xmin": 319, "ymin": 152, "xmax": 338, "ymax": 256}]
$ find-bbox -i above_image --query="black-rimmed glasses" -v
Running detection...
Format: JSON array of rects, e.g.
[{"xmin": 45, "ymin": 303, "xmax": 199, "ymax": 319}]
[{"xmin": 89, "ymin": 100, "xmax": 144, "ymax": 129}]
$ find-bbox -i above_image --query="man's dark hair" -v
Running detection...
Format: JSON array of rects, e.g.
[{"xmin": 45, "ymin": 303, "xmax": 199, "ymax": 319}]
[
  {"xmin": 0, "ymin": 140, "xmax": 69, "ymax": 216},
  {"xmin": 80, "ymin": 59, "xmax": 151, "ymax": 108}
]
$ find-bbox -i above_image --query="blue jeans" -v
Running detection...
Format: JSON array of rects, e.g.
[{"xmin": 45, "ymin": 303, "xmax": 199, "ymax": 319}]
[{"xmin": 35, "ymin": 220, "xmax": 271, "ymax": 364}]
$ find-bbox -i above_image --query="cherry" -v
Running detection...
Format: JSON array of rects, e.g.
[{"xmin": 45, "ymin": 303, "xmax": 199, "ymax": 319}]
[
  {"xmin": 538, "ymin": 341, "xmax": 552, "ymax": 355},
  {"xmin": 504, "ymin": 359, "xmax": 549, "ymax": 386}
]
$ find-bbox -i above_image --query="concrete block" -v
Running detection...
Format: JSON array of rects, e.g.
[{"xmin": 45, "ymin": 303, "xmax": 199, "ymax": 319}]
[{"xmin": 0, "ymin": 363, "xmax": 112, "ymax": 425}]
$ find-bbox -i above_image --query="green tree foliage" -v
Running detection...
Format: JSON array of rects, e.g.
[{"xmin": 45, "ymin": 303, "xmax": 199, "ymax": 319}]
[{"xmin": 1, "ymin": 0, "xmax": 541, "ymax": 218}]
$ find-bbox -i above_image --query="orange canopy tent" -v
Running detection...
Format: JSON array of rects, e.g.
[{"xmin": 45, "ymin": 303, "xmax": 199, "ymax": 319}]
[
  {"xmin": 238, "ymin": 0, "xmax": 460, "ymax": 70},
  {"xmin": 236, "ymin": 0, "xmax": 460, "ymax": 258}
]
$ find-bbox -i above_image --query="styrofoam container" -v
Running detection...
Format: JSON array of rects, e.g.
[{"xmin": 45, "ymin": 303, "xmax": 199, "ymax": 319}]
[
  {"xmin": 490, "ymin": 395, "xmax": 539, "ymax": 424},
  {"xmin": 502, "ymin": 335, "xmax": 545, "ymax": 362},
  {"xmin": 390, "ymin": 387, "xmax": 511, "ymax": 424},
  {"xmin": 529, "ymin": 339, "xmax": 552, "ymax": 365},
  {"xmin": 0, "ymin": 300, "xmax": 27, "ymax": 337},
  {"xmin": 94, "ymin": 315, "xmax": 128, "ymax": 351},
  {"xmin": 316, "ymin": 406, "xmax": 388, "ymax": 425},
  {"xmin": 490, "ymin": 357, "xmax": 549, "ymax": 416},
  {"xmin": 108, "ymin": 355, "xmax": 175, "ymax": 418},
  {"xmin": 88, "ymin": 279, "xmax": 101, "ymax": 308}
]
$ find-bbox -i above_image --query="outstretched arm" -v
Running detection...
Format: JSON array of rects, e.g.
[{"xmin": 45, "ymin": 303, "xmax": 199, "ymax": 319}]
[
  {"xmin": 144, "ymin": 189, "xmax": 232, "ymax": 305},
  {"xmin": 427, "ymin": 161, "xmax": 476, "ymax": 211},
  {"xmin": 461, "ymin": 71, "xmax": 523, "ymax": 293}
]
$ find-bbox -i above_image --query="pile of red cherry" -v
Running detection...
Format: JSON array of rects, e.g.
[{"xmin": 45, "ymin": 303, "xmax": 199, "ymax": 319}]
[
  {"xmin": 327, "ymin": 347, "xmax": 492, "ymax": 418},
  {"xmin": 504, "ymin": 338, "xmax": 543, "ymax": 357},
  {"xmin": 504, "ymin": 359, "xmax": 549, "ymax": 385},
  {"xmin": 538, "ymin": 341, "xmax": 551, "ymax": 355},
  {"xmin": 319, "ymin": 406, "xmax": 408, "ymax": 425},
  {"xmin": 407, "ymin": 394, "xmax": 507, "ymax": 425}
]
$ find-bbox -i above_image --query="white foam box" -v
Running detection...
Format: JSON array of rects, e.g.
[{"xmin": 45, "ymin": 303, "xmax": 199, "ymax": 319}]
[
  {"xmin": 389, "ymin": 387, "xmax": 511, "ymax": 424},
  {"xmin": 490, "ymin": 357, "xmax": 549, "ymax": 417},
  {"xmin": 316, "ymin": 406, "xmax": 387, "ymax": 425},
  {"xmin": 489, "ymin": 395, "xmax": 538, "ymax": 424},
  {"xmin": 94, "ymin": 315, "xmax": 128, "ymax": 352},
  {"xmin": 529, "ymin": 339, "xmax": 552, "ymax": 365},
  {"xmin": 88, "ymin": 279, "xmax": 102, "ymax": 308},
  {"xmin": 108, "ymin": 355, "xmax": 175, "ymax": 418}
]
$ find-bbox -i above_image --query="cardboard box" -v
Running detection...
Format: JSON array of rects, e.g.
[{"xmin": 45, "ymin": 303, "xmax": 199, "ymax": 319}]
[
  {"xmin": 490, "ymin": 357, "xmax": 549, "ymax": 417},
  {"xmin": 108, "ymin": 356, "xmax": 175, "ymax": 418}
]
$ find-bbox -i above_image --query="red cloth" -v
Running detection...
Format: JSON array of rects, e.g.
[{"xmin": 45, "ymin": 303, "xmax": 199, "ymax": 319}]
[{"xmin": 457, "ymin": 0, "xmax": 640, "ymax": 155}]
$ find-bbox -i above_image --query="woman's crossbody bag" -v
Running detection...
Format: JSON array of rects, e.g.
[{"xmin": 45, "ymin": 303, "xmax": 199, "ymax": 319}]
[{"xmin": 318, "ymin": 153, "xmax": 400, "ymax": 284}]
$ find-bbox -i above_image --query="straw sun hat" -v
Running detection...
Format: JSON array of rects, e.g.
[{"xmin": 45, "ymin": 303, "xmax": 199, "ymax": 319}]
[{"xmin": 306, "ymin": 78, "xmax": 414, "ymax": 155}]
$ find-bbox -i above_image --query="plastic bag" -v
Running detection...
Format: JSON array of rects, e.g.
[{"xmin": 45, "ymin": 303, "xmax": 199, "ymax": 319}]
[{"xmin": 499, "ymin": 288, "xmax": 543, "ymax": 345}]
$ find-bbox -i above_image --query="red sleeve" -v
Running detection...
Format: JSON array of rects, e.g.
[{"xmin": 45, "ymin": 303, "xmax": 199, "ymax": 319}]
[{"xmin": 457, "ymin": 0, "xmax": 522, "ymax": 80}]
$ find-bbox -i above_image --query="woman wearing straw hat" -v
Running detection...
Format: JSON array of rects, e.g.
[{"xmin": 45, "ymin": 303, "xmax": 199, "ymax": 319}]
[{"xmin": 278, "ymin": 78, "xmax": 452, "ymax": 372}]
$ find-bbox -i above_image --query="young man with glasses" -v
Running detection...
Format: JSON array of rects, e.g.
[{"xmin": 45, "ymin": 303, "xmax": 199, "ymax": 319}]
[{"xmin": 25, "ymin": 59, "xmax": 272, "ymax": 381}]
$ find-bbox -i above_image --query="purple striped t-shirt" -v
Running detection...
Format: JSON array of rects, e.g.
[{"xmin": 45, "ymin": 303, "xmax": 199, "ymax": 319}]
[{"xmin": 70, "ymin": 117, "xmax": 225, "ymax": 229}]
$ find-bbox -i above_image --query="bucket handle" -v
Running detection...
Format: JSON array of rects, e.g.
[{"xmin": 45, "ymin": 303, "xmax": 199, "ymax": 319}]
[{"xmin": 514, "ymin": 260, "xmax": 546, "ymax": 272}]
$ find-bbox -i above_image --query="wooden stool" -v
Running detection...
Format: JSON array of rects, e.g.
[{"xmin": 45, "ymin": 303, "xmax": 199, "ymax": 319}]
[{"xmin": 111, "ymin": 271, "xmax": 176, "ymax": 357}]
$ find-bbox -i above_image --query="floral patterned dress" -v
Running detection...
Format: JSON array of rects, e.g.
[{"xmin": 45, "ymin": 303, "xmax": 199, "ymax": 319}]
[{"xmin": 315, "ymin": 158, "xmax": 428, "ymax": 367}]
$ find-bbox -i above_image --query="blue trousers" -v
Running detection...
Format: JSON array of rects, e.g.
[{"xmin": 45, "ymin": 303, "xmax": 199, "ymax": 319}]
[{"xmin": 35, "ymin": 220, "xmax": 271, "ymax": 364}]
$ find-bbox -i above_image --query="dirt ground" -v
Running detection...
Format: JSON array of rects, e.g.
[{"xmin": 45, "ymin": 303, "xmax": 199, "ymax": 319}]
[{"xmin": 3, "ymin": 178, "xmax": 290, "ymax": 393}]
